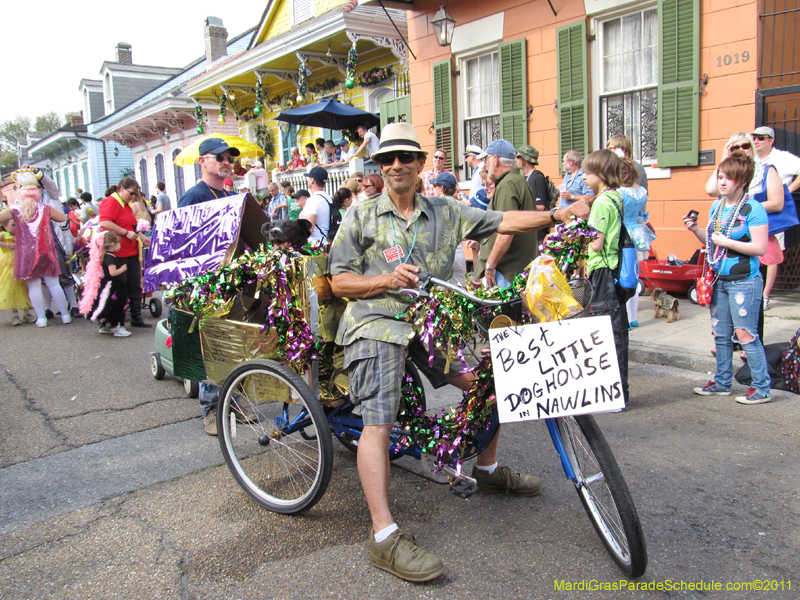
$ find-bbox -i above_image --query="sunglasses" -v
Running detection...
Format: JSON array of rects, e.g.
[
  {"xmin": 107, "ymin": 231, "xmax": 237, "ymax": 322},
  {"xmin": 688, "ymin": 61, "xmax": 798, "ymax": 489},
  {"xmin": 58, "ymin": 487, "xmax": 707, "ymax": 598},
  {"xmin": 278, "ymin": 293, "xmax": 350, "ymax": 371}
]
[
  {"xmin": 752, "ymin": 135, "xmax": 770, "ymax": 141},
  {"xmin": 374, "ymin": 151, "xmax": 420, "ymax": 166},
  {"xmin": 483, "ymin": 182, "xmax": 495, "ymax": 188},
  {"xmin": 433, "ymin": 155, "xmax": 446, "ymax": 160},
  {"xmin": 204, "ymin": 153, "xmax": 233, "ymax": 163},
  {"xmin": 730, "ymin": 143, "xmax": 752, "ymax": 151}
]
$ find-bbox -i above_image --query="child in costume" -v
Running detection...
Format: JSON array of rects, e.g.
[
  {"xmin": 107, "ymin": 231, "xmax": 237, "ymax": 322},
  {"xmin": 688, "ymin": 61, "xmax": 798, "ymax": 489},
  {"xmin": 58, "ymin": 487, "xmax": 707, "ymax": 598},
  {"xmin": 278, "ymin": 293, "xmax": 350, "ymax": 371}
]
[
  {"xmin": 0, "ymin": 220, "xmax": 36, "ymax": 325},
  {"xmin": 79, "ymin": 231, "xmax": 131, "ymax": 337},
  {"xmin": 583, "ymin": 149, "xmax": 630, "ymax": 404},
  {"xmin": 0, "ymin": 168, "xmax": 71, "ymax": 327}
]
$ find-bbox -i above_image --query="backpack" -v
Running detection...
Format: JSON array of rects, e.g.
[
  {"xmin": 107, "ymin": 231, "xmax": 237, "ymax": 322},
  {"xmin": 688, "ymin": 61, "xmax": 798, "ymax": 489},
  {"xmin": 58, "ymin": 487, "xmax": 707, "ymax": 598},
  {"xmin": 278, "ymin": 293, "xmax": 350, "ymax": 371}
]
[
  {"xmin": 543, "ymin": 175, "xmax": 560, "ymax": 212},
  {"xmin": 530, "ymin": 170, "xmax": 560, "ymax": 212},
  {"xmin": 314, "ymin": 192, "xmax": 342, "ymax": 242},
  {"xmin": 608, "ymin": 193, "xmax": 638, "ymax": 303}
]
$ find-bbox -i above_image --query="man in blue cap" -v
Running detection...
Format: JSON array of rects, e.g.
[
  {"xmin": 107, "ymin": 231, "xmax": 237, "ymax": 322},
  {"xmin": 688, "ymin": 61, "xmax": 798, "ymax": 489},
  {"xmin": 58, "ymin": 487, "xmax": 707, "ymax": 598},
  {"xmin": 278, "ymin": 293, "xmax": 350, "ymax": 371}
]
[
  {"xmin": 177, "ymin": 138, "xmax": 241, "ymax": 207},
  {"xmin": 476, "ymin": 139, "xmax": 539, "ymax": 287}
]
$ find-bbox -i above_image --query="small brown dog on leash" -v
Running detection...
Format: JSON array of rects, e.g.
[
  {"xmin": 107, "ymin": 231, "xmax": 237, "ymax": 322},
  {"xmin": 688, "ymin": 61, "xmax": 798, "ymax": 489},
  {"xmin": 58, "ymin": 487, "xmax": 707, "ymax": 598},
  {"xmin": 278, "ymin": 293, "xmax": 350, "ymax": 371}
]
[{"xmin": 652, "ymin": 288, "xmax": 680, "ymax": 323}]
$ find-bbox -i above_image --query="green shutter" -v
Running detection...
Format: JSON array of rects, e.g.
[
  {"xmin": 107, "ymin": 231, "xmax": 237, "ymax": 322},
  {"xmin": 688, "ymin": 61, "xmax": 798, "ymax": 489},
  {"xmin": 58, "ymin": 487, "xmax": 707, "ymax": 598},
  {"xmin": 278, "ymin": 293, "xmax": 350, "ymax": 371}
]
[
  {"xmin": 433, "ymin": 59, "xmax": 454, "ymax": 171},
  {"xmin": 657, "ymin": 0, "xmax": 699, "ymax": 167},
  {"xmin": 499, "ymin": 38, "xmax": 527, "ymax": 149},
  {"xmin": 380, "ymin": 95, "xmax": 411, "ymax": 129},
  {"xmin": 556, "ymin": 20, "xmax": 589, "ymax": 165}
]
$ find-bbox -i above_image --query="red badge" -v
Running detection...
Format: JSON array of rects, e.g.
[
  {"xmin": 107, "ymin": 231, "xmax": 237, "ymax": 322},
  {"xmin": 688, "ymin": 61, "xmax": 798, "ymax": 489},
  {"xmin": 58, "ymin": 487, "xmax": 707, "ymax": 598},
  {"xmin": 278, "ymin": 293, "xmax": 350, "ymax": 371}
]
[{"xmin": 383, "ymin": 245, "xmax": 405, "ymax": 263}]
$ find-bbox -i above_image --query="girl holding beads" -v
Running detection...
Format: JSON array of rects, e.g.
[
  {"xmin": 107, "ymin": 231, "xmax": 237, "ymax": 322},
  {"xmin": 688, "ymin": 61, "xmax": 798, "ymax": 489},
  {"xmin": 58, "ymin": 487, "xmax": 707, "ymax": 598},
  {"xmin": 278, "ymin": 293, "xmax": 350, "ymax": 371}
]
[
  {"xmin": 0, "ymin": 168, "xmax": 71, "ymax": 327},
  {"xmin": 0, "ymin": 220, "xmax": 36, "ymax": 325},
  {"xmin": 583, "ymin": 149, "xmax": 630, "ymax": 404},
  {"xmin": 685, "ymin": 152, "xmax": 771, "ymax": 404}
]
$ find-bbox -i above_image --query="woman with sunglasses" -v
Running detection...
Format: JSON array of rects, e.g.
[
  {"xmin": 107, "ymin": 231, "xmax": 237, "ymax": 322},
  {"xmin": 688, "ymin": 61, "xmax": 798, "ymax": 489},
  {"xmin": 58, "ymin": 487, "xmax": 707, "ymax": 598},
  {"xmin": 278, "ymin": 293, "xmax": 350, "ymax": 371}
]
[
  {"xmin": 362, "ymin": 174, "xmax": 384, "ymax": 200},
  {"xmin": 98, "ymin": 176, "xmax": 152, "ymax": 328}
]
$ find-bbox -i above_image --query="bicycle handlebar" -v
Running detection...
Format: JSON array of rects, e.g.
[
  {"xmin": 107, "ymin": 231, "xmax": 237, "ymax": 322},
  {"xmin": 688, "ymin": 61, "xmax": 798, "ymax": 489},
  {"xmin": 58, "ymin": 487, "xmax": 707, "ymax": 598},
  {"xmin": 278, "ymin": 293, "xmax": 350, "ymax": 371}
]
[{"xmin": 404, "ymin": 271, "xmax": 507, "ymax": 307}]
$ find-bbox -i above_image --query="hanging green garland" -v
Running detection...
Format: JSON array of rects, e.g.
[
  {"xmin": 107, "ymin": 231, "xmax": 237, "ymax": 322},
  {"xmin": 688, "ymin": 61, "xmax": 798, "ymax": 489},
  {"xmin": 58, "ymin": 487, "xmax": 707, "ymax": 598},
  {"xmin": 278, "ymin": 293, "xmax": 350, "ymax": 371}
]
[
  {"xmin": 254, "ymin": 77, "xmax": 264, "ymax": 116},
  {"xmin": 218, "ymin": 93, "xmax": 228, "ymax": 125},
  {"xmin": 297, "ymin": 64, "xmax": 308, "ymax": 104},
  {"xmin": 345, "ymin": 42, "xmax": 358, "ymax": 89},
  {"xmin": 194, "ymin": 104, "xmax": 205, "ymax": 134}
]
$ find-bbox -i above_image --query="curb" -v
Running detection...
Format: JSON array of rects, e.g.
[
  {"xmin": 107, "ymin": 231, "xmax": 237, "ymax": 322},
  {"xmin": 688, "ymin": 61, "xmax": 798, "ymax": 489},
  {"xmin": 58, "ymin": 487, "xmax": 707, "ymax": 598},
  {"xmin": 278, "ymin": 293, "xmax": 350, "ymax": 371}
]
[{"xmin": 629, "ymin": 341, "xmax": 717, "ymax": 373}]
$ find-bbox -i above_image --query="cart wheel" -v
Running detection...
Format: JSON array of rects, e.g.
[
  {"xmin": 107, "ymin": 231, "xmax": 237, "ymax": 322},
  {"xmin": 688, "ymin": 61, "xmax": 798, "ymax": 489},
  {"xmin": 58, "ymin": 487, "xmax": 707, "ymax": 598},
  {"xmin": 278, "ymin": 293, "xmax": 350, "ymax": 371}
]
[
  {"xmin": 217, "ymin": 359, "xmax": 333, "ymax": 514},
  {"xmin": 149, "ymin": 298, "xmax": 163, "ymax": 318},
  {"xmin": 687, "ymin": 285, "xmax": 699, "ymax": 305},
  {"xmin": 336, "ymin": 361, "xmax": 426, "ymax": 460},
  {"xmin": 183, "ymin": 379, "xmax": 199, "ymax": 398},
  {"xmin": 150, "ymin": 353, "xmax": 166, "ymax": 380},
  {"xmin": 637, "ymin": 278, "xmax": 647, "ymax": 296}
]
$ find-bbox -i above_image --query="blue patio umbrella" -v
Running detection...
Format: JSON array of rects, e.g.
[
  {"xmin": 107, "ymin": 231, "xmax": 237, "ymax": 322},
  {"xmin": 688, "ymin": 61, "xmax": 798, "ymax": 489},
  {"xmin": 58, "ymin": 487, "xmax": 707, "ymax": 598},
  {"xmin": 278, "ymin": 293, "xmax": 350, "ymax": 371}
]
[{"xmin": 273, "ymin": 98, "xmax": 380, "ymax": 130}]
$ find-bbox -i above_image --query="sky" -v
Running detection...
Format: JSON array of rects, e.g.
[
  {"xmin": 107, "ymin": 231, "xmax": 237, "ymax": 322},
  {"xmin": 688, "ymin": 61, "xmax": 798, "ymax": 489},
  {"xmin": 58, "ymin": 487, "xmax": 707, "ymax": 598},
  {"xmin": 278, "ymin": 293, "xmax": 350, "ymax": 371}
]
[{"xmin": 0, "ymin": 2, "xmax": 258, "ymax": 125}]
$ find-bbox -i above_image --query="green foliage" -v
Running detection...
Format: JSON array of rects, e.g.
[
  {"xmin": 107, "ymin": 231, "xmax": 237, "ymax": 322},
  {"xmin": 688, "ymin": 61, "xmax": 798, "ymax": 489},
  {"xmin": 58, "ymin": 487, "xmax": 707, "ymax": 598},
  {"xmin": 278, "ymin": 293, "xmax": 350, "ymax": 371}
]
[
  {"xmin": 35, "ymin": 112, "xmax": 63, "ymax": 133},
  {"xmin": 0, "ymin": 150, "xmax": 19, "ymax": 168},
  {"xmin": 0, "ymin": 116, "xmax": 32, "ymax": 148},
  {"xmin": 254, "ymin": 124, "xmax": 273, "ymax": 158}
]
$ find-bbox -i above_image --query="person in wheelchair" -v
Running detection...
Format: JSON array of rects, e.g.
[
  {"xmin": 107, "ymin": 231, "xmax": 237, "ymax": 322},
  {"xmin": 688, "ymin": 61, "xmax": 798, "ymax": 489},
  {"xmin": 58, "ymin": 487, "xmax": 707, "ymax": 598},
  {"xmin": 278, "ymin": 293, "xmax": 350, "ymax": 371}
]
[{"xmin": 328, "ymin": 123, "xmax": 590, "ymax": 582}]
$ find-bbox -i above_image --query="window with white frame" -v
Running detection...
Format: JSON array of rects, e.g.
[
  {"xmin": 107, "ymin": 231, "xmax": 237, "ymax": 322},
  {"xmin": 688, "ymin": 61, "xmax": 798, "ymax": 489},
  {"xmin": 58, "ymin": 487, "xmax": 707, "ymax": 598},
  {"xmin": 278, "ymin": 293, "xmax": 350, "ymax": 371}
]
[
  {"xmin": 598, "ymin": 6, "xmax": 658, "ymax": 164},
  {"xmin": 461, "ymin": 51, "xmax": 500, "ymax": 155},
  {"xmin": 291, "ymin": 0, "xmax": 313, "ymax": 26}
]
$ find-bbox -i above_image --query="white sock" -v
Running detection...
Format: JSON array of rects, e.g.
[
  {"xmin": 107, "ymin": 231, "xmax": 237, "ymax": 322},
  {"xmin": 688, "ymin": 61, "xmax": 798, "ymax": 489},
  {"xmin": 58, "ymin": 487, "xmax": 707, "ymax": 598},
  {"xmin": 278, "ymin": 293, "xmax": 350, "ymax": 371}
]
[
  {"xmin": 476, "ymin": 462, "xmax": 498, "ymax": 474},
  {"xmin": 374, "ymin": 523, "xmax": 399, "ymax": 543}
]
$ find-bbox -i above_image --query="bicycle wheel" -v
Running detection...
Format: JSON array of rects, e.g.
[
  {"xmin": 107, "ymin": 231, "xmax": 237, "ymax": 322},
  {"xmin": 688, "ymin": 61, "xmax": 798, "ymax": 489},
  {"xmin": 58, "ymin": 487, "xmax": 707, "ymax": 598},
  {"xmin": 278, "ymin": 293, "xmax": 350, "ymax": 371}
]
[
  {"xmin": 556, "ymin": 415, "xmax": 648, "ymax": 578},
  {"xmin": 217, "ymin": 359, "xmax": 333, "ymax": 514},
  {"xmin": 336, "ymin": 361, "xmax": 426, "ymax": 459}
]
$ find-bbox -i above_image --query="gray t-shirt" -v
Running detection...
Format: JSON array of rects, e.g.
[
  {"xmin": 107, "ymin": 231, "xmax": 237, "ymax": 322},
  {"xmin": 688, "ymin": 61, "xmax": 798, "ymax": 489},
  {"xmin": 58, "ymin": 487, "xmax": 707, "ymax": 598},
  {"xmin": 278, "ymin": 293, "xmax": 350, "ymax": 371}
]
[{"xmin": 156, "ymin": 193, "xmax": 171, "ymax": 212}]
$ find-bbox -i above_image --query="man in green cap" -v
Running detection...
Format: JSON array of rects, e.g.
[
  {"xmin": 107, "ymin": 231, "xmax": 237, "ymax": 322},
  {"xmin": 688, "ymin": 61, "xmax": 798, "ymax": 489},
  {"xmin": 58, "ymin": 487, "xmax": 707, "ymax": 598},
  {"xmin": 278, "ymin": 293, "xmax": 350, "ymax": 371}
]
[{"xmin": 516, "ymin": 144, "xmax": 553, "ymax": 242}]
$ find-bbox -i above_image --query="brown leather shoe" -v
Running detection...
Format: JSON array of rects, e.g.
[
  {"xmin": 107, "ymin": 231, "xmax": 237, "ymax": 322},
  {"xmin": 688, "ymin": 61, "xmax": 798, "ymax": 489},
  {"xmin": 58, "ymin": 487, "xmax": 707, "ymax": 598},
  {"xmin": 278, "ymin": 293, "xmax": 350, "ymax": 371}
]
[
  {"xmin": 369, "ymin": 529, "xmax": 444, "ymax": 582},
  {"xmin": 472, "ymin": 465, "xmax": 542, "ymax": 496},
  {"xmin": 203, "ymin": 410, "xmax": 217, "ymax": 436}
]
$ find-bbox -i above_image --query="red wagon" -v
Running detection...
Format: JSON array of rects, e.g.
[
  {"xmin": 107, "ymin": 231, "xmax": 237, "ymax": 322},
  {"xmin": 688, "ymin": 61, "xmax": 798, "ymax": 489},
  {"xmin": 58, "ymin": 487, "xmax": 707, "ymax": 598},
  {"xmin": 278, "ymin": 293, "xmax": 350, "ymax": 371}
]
[{"xmin": 638, "ymin": 249, "xmax": 705, "ymax": 304}]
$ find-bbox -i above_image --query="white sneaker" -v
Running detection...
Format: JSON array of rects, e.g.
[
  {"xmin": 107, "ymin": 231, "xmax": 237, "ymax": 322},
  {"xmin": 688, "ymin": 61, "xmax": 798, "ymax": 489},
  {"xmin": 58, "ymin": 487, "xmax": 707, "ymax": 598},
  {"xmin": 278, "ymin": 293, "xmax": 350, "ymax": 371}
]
[
  {"xmin": 99, "ymin": 326, "xmax": 113, "ymax": 334},
  {"xmin": 23, "ymin": 312, "xmax": 37, "ymax": 323},
  {"xmin": 61, "ymin": 314, "xmax": 72, "ymax": 324},
  {"xmin": 113, "ymin": 325, "xmax": 132, "ymax": 337},
  {"xmin": 11, "ymin": 316, "xmax": 21, "ymax": 326},
  {"xmin": 36, "ymin": 317, "xmax": 48, "ymax": 328}
]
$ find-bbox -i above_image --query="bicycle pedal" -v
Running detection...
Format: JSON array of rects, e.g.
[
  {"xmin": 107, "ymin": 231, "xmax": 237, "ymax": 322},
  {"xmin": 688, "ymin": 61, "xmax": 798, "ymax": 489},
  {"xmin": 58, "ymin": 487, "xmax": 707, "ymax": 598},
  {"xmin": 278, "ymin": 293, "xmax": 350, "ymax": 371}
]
[{"xmin": 448, "ymin": 475, "xmax": 478, "ymax": 499}]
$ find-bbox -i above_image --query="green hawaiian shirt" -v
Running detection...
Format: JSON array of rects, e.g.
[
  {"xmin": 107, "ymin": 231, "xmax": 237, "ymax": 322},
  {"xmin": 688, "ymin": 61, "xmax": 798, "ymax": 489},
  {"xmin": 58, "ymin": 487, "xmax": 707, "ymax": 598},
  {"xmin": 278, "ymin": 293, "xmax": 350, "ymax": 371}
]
[{"xmin": 328, "ymin": 191, "xmax": 503, "ymax": 347}]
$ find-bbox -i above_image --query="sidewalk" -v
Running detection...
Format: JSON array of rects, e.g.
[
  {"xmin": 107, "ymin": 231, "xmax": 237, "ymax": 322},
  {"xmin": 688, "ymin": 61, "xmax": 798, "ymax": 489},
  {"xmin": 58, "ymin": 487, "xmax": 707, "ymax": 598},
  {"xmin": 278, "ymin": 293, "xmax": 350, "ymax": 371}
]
[{"xmin": 628, "ymin": 292, "xmax": 798, "ymax": 374}]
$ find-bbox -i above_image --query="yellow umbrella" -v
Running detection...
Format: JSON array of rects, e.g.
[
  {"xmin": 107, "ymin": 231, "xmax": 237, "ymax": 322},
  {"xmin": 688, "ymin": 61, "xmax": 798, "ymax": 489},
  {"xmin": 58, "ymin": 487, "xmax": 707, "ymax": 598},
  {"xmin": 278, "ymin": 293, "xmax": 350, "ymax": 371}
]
[{"xmin": 172, "ymin": 133, "xmax": 264, "ymax": 166}]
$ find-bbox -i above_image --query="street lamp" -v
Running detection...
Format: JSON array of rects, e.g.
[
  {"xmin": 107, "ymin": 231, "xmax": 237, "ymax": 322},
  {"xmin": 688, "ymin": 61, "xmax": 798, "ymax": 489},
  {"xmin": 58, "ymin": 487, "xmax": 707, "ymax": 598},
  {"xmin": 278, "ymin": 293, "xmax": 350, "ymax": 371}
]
[{"xmin": 431, "ymin": 6, "xmax": 456, "ymax": 47}]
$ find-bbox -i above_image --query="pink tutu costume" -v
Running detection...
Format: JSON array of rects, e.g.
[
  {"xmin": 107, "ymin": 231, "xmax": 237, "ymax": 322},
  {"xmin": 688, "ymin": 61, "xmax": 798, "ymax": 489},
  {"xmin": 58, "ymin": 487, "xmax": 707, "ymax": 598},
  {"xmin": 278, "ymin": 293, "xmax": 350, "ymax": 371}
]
[{"xmin": 10, "ymin": 204, "xmax": 61, "ymax": 280}]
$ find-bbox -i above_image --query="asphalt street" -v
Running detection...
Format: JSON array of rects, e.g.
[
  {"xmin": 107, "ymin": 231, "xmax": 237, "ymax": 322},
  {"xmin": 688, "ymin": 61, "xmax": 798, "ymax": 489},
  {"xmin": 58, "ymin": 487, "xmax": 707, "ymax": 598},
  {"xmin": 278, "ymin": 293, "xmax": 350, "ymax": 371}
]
[{"xmin": 0, "ymin": 307, "xmax": 798, "ymax": 599}]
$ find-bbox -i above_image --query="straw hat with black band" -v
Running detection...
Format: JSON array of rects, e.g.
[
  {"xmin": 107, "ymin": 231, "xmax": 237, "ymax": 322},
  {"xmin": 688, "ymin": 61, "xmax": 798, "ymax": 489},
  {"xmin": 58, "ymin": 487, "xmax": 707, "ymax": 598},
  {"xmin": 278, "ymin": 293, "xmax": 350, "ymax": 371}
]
[{"xmin": 370, "ymin": 123, "xmax": 429, "ymax": 159}]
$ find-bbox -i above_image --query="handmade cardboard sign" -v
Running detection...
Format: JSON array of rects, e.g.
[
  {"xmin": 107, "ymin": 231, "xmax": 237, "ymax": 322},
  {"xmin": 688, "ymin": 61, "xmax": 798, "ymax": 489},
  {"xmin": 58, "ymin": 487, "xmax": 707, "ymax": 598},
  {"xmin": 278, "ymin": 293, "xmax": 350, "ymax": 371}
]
[{"xmin": 489, "ymin": 315, "xmax": 623, "ymax": 422}]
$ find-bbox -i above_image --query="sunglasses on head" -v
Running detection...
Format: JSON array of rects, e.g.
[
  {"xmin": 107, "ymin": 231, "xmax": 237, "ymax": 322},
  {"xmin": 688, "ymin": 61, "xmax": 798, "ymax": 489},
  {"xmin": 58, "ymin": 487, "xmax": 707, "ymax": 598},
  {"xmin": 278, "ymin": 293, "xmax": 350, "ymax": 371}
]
[
  {"xmin": 374, "ymin": 151, "xmax": 420, "ymax": 166},
  {"xmin": 730, "ymin": 143, "xmax": 752, "ymax": 151},
  {"xmin": 752, "ymin": 135, "xmax": 770, "ymax": 141}
]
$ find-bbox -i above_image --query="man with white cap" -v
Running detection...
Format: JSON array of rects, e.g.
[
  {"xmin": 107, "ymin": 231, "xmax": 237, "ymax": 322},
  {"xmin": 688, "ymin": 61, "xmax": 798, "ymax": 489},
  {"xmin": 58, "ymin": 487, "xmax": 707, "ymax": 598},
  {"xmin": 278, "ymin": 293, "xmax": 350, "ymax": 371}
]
[
  {"xmin": 751, "ymin": 126, "xmax": 800, "ymax": 192},
  {"xmin": 464, "ymin": 144, "xmax": 486, "ymax": 203},
  {"xmin": 328, "ymin": 122, "xmax": 589, "ymax": 582},
  {"xmin": 751, "ymin": 125, "xmax": 800, "ymax": 309}
]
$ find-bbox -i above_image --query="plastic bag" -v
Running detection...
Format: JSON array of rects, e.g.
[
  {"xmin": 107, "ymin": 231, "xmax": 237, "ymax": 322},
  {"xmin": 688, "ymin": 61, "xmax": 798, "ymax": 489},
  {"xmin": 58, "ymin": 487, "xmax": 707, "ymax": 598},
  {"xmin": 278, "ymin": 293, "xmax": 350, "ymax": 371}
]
[
  {"xmin": 629, "ymin": 217, "xmax": 656, "ymax": 252},
  {"xmin": 524, "ymin": 255, "xmax": 583, "ymax": 322}
]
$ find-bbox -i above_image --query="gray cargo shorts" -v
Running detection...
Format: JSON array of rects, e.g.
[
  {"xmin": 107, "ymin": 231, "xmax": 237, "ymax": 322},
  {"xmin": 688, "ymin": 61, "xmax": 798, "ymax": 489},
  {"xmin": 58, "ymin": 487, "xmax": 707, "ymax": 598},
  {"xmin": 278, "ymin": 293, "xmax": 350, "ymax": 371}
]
[{"xmin": 343, "ymin": 338, "xmax": 463, "ymax": 426}]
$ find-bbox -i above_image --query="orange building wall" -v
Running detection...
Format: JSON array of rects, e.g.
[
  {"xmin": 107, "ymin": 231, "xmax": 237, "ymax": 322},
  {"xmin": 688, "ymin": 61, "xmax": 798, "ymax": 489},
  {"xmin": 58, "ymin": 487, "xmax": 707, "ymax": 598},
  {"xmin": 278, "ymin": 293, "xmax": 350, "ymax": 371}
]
[{"xmin": 408, "ymin": 0, "xmax": 759, "ymax": 259}]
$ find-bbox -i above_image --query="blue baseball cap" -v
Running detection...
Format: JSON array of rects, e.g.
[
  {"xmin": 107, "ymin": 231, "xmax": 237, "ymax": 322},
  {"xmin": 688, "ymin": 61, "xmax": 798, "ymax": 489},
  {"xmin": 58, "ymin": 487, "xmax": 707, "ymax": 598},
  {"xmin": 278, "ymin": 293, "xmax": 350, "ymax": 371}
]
[
  {"xmin": 484, "ymin": 139, "xmax": 517, "ymax": 159},
  {"xmin": 430, "ymin": 172, "xmax": 457, "ymax": 188},
  {"xmin": 198, "ymin": 138, "xmax": 240, "ymax": 157},
  {"xmin": 303, "ymin": 165, "xmax": 329, "ymax": 182}
]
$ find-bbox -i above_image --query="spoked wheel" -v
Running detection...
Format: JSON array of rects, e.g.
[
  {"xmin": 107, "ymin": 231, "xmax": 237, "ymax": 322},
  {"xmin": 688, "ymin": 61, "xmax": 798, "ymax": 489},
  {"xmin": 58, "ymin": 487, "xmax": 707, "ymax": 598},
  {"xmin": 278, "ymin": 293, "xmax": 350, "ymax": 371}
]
[
  {"xmin": 556, "ymin": 415, "xmax": 648, "ymax": 578},
  {"xmin": 336, "ymin": 361, "xmax": 426, "ymax": 459},
  {"xmin": 217, "ymin": 359, "xmax": 333, "ymax": 514}
]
